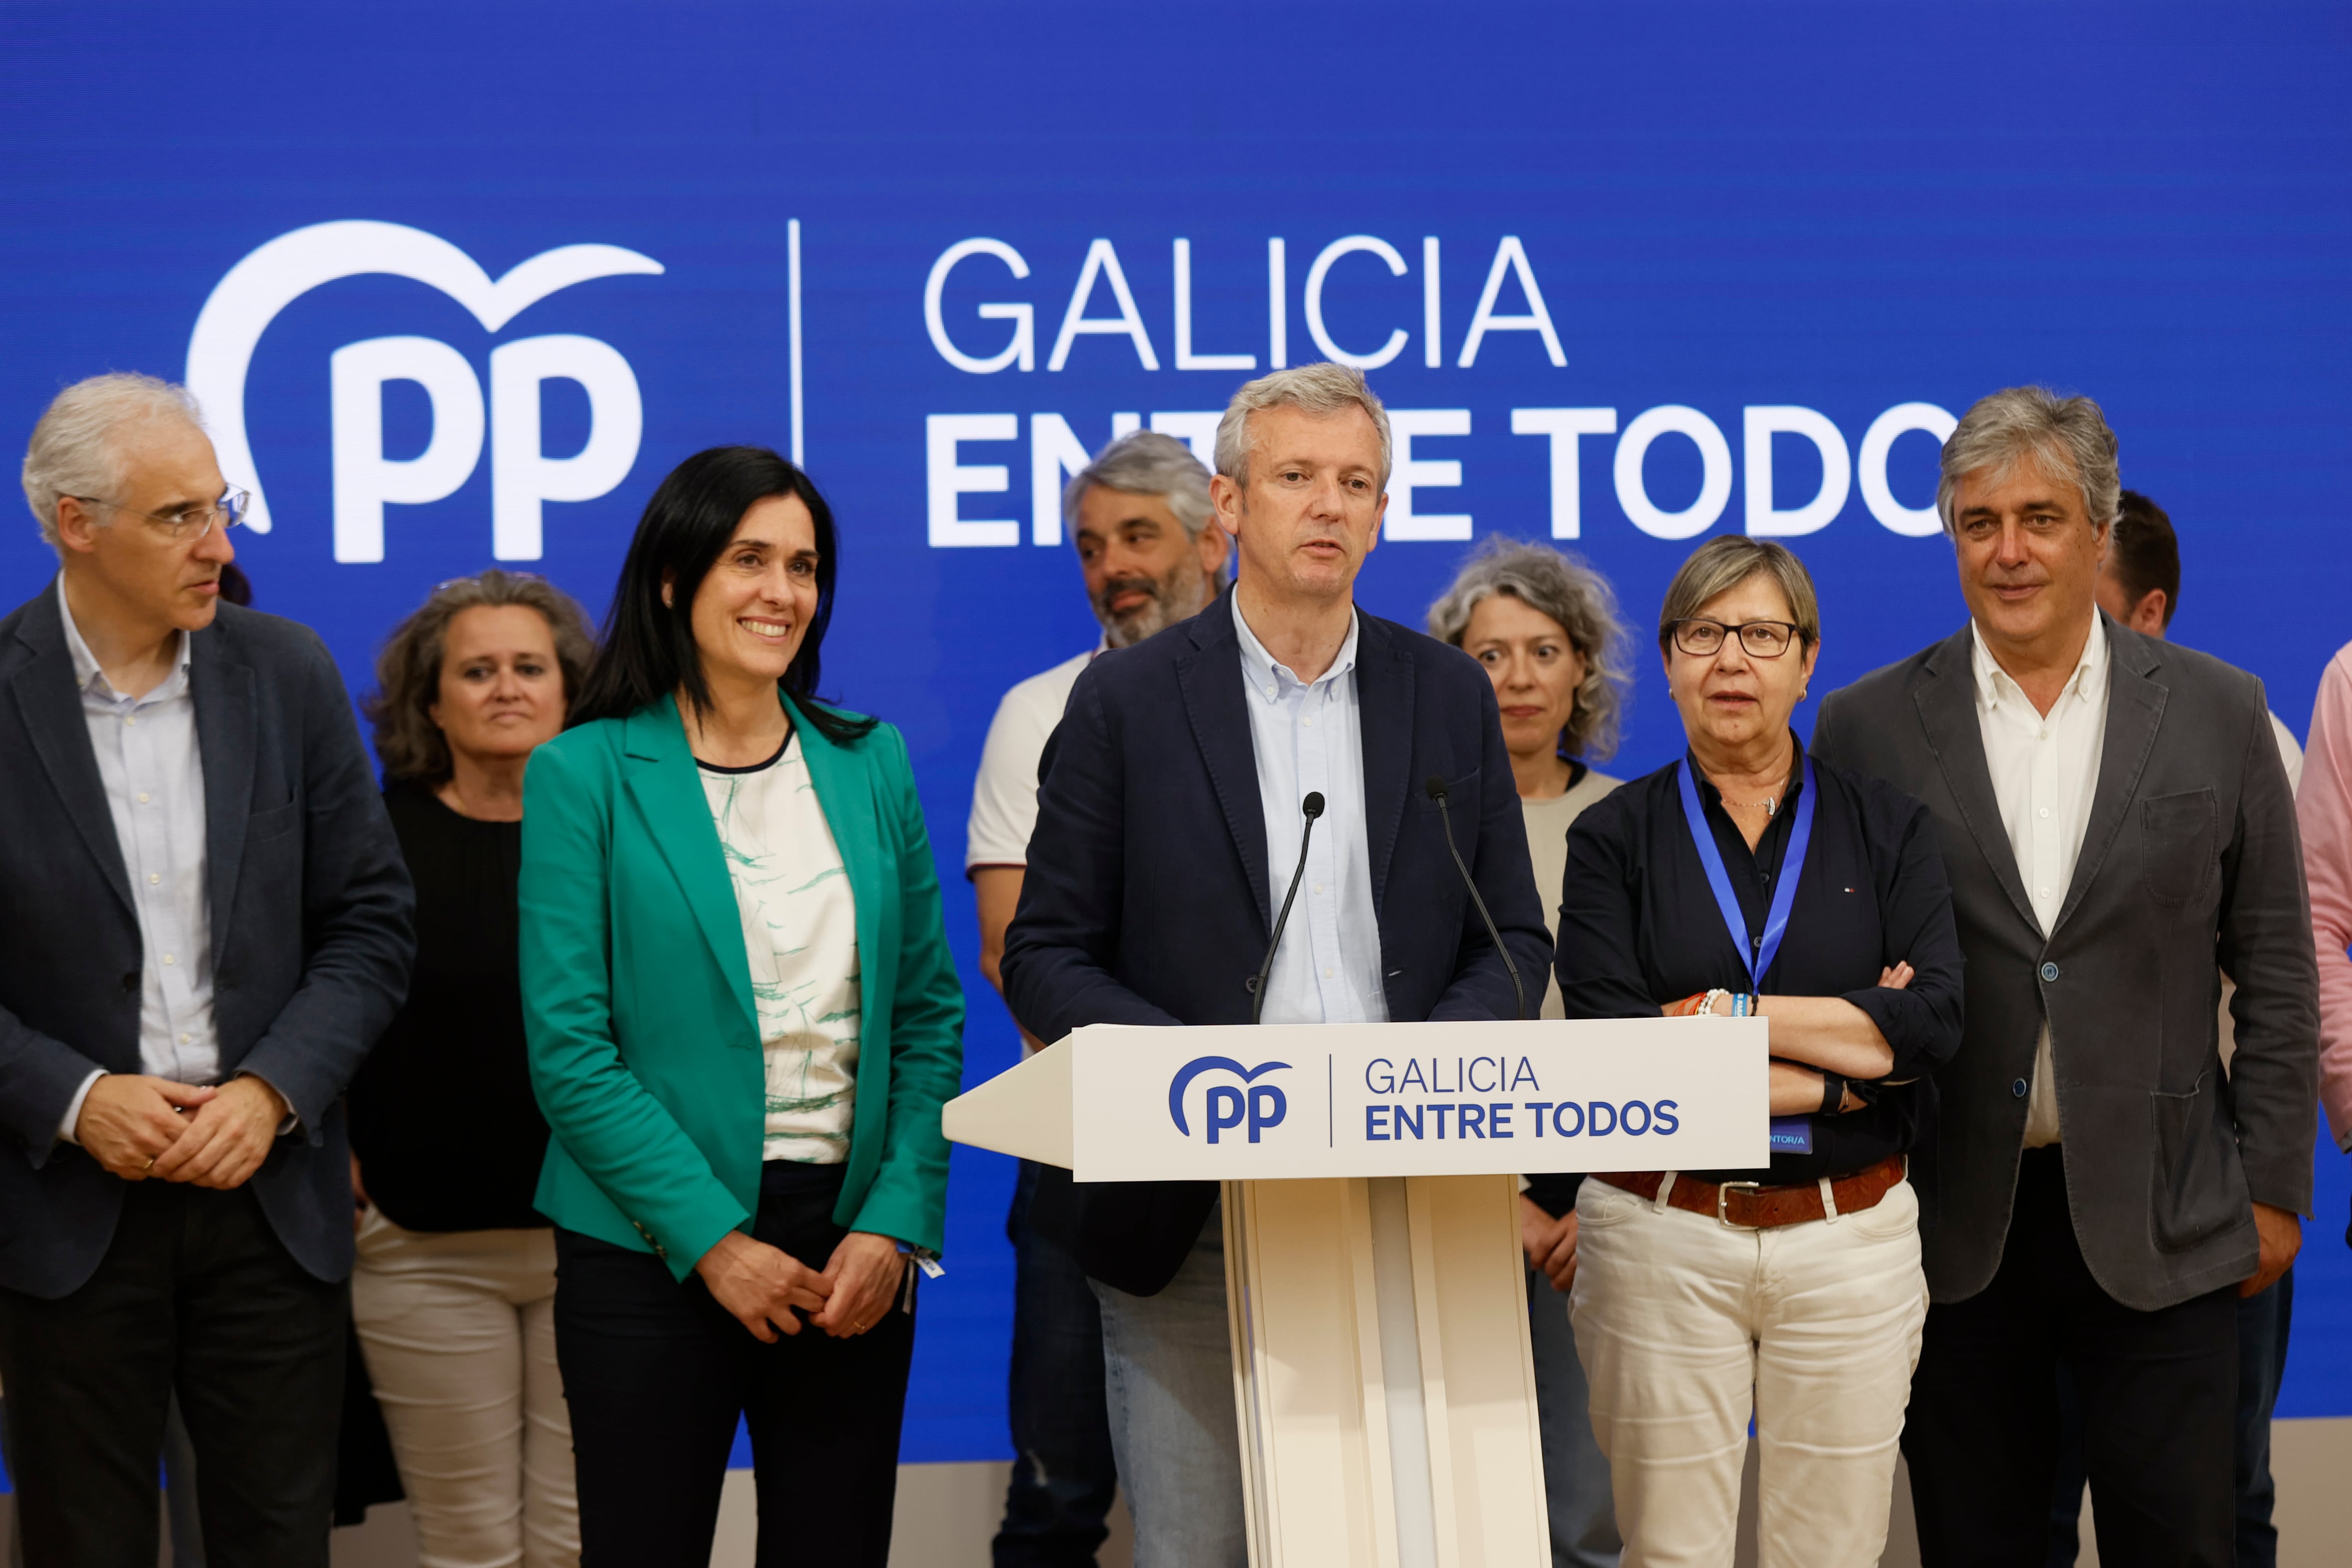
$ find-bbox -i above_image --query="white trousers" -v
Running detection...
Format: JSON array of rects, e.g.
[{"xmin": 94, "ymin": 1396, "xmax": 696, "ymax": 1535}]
[
  {"xmin": 352, "ymin": 1211, "xmax": 580, "ymax": 1568},
  {"xmin": 1568, "ymin": 1176, "xmax": 1928, "ymax": 1568}
]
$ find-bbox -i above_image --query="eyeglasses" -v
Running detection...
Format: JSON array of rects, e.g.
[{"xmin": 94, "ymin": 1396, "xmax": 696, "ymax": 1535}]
[
  {"xmin": 70, "ymin": 487, "xmax": 251, "ymax": 542},
  {"xmin": 1668, "ymin": 618, "xmax": 1801, "ymax": 659}
]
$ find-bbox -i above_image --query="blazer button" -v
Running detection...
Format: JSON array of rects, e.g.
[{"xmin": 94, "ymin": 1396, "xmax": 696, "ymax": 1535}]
[
  {"xmin": 2012, "ymin": 1078, "xmax": 2029, "ymax": 1098},
  {"xmin": 2040, "ymin": 962, "xmax": 2059, "ymax": 982},
  {"xmin": 120, "ymin": 971, "xmax": 138, "ymax": 993}
]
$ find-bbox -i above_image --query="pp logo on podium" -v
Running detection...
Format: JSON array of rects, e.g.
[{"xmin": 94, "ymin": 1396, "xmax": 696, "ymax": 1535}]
[{"xmin": 1168, "ymin": 1057, "xmax": 1291, "ymax": 1145}]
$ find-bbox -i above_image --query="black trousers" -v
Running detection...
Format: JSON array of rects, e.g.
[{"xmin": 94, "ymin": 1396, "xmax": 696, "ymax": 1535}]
[
  {"xmin": 555, "ymin": 1162, "xmax": 916, "ymax": 1568},
  {"xmin": 991, "ymin": 1159, "xmax": 1118, "ymax": 1568},
  {"xmin": 2046, "ymin": 1264, "xmax": 2294, "ymax": 1568},
  {"xmin": 0, "ymin": 1181, "xmax": 346, "ymax": 1568},
  {"xmin": 1903, "ymin": 1147, "xmax": 2238, "ymax": 1568}
]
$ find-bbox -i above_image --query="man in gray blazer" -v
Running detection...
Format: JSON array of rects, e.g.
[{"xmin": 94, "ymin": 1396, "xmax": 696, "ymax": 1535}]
[
  {"xmin": 1812, "ymin": 387, "xmax": 2316, "ymax": 1568},
  {"xmin": 0, "ymin": 374, "xmax": 414, "ymax": 1566}
]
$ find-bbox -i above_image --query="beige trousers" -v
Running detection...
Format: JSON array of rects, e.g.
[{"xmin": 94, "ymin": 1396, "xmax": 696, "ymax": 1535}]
[
  {"xmin": 1569, "ymin": 1176, "xmax": 1929, "ymax": 1568},
  {"xmin": 352, "ymin": 1210, "xmax": 579, "ymax": 1568}
]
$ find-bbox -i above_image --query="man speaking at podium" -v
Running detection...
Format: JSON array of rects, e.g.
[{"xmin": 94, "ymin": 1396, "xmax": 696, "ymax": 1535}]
[{"xmin": 1002, "ymin": 362, "xmax": 1551, "ymax": 1568}]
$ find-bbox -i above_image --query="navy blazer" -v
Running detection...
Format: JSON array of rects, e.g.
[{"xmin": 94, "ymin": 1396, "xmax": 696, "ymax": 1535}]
[
  {"xmin": 1000, "ymin": 590, "xmax": 1551, "ymax": 1294},
  {"xmin": 0, "ymin": 583, "xmax": 414, "ymax": 1298}
]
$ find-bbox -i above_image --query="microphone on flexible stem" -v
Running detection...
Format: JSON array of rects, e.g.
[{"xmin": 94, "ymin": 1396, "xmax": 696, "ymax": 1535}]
[
  {"xmin": 1247, "ymin": 792, "xmax": 1325, "ymax": 1025},
  {"xmin": 1425, "ymin": 775, "xmax": 1526, "ymax": 1022}
]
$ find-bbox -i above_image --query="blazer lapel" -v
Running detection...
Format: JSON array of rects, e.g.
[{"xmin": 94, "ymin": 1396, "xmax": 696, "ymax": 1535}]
[
  {"xmin": 786, "ymin": 694, "xmax": 884, "ymax": 1043},
  {"xmin": 1911, "ymin": 626, "xmax": 2042, "ymax": 933},
  {"xmin": 1355, "ymin": 616, "xmax": 1413, "ymax": 910},
  {"xmin": 1177, "ymin": 593, "xmax": 1272, "ymax": 932},
  {"xmin": 620, "ymin": 698, "xmax": 757, "ymax": 1039},
  {"xmin": 9, "ymin": 584, "xmax": 134, "ymax": 921},
  {"xmin": 2054, "ymin": 622, "xmax": 2164, "ymax": 936},
  {"xmin": 191, "ymin": 629, "xmax": 256, "ymax": 957}
]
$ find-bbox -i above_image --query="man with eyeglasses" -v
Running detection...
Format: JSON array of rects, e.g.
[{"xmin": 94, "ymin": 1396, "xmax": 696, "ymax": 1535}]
[
  {"xmin": 1813, "ymin": 388, "xmax": 2318, "ymax": 1568},
  {"xmin": 0, "ymin": 373, "xmax": 414, "ymax": 1567}
]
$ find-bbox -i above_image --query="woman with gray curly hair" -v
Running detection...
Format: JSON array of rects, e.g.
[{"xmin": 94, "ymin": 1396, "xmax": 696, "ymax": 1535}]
[
  {"xmin": 347, "ymin": 569, "xmax": 595, "ymax": 1568},
  {"xmin": 1428, "ymin": 535, "xmax": 1632, "ymax": 1568},
  {"xmin": 1428, "ymin": 536, "xmax": 1631, "ymax": 1013}
]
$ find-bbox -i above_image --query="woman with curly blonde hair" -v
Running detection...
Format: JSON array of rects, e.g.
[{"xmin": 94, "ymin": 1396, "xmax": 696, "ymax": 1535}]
[{"xmin": 349, "ymin": 569, "xmax": 596, "ymax": 1568}]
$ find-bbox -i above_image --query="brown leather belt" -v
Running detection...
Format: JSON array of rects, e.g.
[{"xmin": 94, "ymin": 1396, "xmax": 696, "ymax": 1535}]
[{"xmin": 1593, "ymin": 1155, "xmax": 1907, "ymax": 1230}]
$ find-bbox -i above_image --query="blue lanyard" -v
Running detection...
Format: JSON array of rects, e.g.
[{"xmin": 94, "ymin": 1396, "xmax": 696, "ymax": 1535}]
[{"xmin": 1676, "ymin": 750, "xmax": 1818, "ymax": 992}]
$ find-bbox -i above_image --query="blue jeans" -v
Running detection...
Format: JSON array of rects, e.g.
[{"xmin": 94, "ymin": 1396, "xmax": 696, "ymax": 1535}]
[
  {"xmin": 993, "ymin": 1162, "xmax": 1119, "ymax": 1568},
  {"xmin": 2047, "ymin": 1264, "xmax": 2291, "ymax": 1568},
  {"xmin": 1527, "ymin": 1263, "xmax": 1621, "ymax": 1568},
  {"xmin": 1090, "ymin": 1205, "xmax": 1246, "ymax": 1568}
]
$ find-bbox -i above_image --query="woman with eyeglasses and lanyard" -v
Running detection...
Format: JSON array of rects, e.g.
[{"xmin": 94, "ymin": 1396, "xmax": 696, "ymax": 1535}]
[
  {"xmin": 1555, "ymin": 537, "xmax": 1964, "ymax": 1568},
  {"xmin": 520, "ymin": 448, "xmax": 963, "ymax": 1566}
]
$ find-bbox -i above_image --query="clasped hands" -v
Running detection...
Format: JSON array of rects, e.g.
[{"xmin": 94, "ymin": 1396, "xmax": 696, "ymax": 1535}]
[
  {"xmin": 695, "ymin": 1228, "xmax": 908, "ymax": 1343},
  {"xmin": 73, "ymin": 1072, "xmax": 288, "ymax": 1190}
]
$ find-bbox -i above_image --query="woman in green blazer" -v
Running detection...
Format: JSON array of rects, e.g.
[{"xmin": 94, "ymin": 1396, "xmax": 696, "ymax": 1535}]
[{"xmin": 520, "ymin": 447, "xmax": 963, "ymax": 1567}]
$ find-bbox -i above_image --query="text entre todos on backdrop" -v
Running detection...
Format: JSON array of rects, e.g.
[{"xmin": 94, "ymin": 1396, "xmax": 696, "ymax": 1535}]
[{"xmin": 925, "ymin": 402, "xmax": 1958, "ymax": 547}]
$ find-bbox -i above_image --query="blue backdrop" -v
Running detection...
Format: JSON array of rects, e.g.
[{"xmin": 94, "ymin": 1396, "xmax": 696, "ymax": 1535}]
[{"xmin": 1, "ymin": 2, "xmax": 2348, "ymax": 1468}]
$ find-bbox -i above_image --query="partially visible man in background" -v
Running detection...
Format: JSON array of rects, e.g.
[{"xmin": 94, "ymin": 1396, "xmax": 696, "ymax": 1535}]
[
  {"xmin": 2094, "ymin": 488, "xmax": 2304, "ymax": 787},
  {"xmin": 2037, "ymin": 485, "xmax": 2310, "ymax": 1568},
  {"xmin": 2299, "ymin": 639, "xmax": 2352, "ymax": 1185},
  {"xmin": 0, "ymin": 374, "xmax": 413, "ymax": 1567},
  {"xmin": 968, "ymin": 429, "xmax": 1227, "ymax": 1567}
]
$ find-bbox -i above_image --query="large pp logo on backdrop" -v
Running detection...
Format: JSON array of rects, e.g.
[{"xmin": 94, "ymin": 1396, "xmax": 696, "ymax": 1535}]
[
  {"xmin": 184, "ymin": 220, "xmax": 663, "ymax": 563},
  {"xmin": 1169, "ymin": 1057, "xmax": 1291, "ymax": 1145}
]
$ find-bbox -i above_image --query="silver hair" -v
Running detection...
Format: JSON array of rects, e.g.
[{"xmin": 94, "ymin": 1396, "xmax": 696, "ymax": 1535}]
[
  {"xmin": 1935, "ymin": 386, "xmax": 2121, "ymax": 538},
  {"xmin": 1657, "ymin": 536, "xmax": 1822, "ymax": 651},
  {"xmin": 1213, "ymin": 362, "xmax": 1392, "ymax": 490},
  {"xmin": 1427, "ymin": 536, "xmax": 1631, "ymax": 762},
  {"xmin": 1062, "ymin": 429, "xmax": 1215, "ymax": 541},
  {"xmin": 21, "ymin": 372, "xmax": 206, "ymax": 552}
]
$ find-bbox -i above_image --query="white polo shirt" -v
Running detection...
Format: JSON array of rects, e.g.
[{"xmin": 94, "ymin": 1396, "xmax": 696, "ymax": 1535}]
[{"xmin": 967, "ymin": 647, "xmax": 1098, "ymax": 871}]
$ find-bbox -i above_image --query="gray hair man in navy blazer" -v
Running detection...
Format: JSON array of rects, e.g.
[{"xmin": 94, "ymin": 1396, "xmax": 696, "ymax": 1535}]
[
  {"xmin": 1812, "ymin": 387, "xmax": 2318, "ymax": 1568},
  {"xmin": 0, "ymin": 375, "xmax": 414, "ymax": 1566},
  {"xmin": 1001, "ymin": 363, "xmax": 1550, "ymax": 1568}
]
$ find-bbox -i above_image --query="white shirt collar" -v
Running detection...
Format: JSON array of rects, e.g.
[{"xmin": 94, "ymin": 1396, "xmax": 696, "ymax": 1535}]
[
  {"xmin": 57, "ymin": 576, "xmax": 192, "ymax": 703},
  {"xmin": 1969, "ymin": 613, "xmax": 2106, "ymax": 715},
  {"xmin": 1232, "ymin": 593, "xmax": 1359, "ymax": 699}
]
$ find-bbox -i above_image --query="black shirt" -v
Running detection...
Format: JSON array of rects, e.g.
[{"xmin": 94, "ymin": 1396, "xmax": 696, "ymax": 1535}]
[
  {"xmin": 347, "ymin": 780, "xmax": 550, "ymax": 1231},
  {"xmin": 1548, "ymin": 737, "xmax": 1964, "ymax": 1186}
]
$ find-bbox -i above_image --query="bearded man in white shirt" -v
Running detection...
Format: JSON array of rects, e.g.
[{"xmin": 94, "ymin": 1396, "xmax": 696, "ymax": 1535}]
[
  {"xmin": 1812, "ymin": 386, "xmax": 2317, "ymax": 1568},
  {"xmin": 967, "ymin": 428, "xmax": 1226, "ymax": 1566}
]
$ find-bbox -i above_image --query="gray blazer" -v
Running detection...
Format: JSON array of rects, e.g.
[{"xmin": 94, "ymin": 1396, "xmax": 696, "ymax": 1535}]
[
  {"xmin": 1813, "ymin": 617, "xmax": 2317, "ymax": 1311},
  {"xmin": 0, "ymin": 582, "xmax": 415, "ymax": 1298}
]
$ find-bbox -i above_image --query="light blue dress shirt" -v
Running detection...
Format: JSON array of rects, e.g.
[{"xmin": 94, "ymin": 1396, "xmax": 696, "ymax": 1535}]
[
  {"xmin": 56, "ymin": 579, "xmax": 219, "ymax": 1141},
  {"xmin": 1230, "ymin": 595, "xmax": 1389, "ymax": 1027}
]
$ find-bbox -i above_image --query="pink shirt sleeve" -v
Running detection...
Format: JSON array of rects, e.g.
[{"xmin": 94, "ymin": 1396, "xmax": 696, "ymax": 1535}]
[{"xmin": 2299, "ymin": 641, "xmax": 2352, "ymax": 1149}]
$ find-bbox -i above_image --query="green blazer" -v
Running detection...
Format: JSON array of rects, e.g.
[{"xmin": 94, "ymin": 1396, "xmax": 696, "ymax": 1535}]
[{"xmin": 519, "ymin": 692, "xmax": 964, "ymax": 1280}]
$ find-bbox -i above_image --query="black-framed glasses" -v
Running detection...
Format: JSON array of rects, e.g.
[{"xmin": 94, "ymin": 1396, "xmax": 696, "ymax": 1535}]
[
  {"xmin": 70, "ymin": 486, "xmax": 250, "ymax": 542},
  {"xmin": 1669, "ymin": 618, "xmax": 1800, "ymax": 659}
]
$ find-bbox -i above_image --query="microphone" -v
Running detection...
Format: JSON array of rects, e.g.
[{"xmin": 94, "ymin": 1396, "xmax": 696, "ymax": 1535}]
[
  {"xmin": 1425, "ymin": 775, "xmax": 1526, "ymax": 1022},
  {"xmin": 1248, "ymin": 792, "xmax": 1325, "ymax": 1024}
]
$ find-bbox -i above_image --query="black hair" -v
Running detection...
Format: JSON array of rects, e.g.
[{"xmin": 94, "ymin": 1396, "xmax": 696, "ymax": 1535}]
[
  {"xmin": 2110, "ymin": 489, "xmax": 2181, "ymax": 628},
  {"xmin": 570, "ymin": 446, "xmax": 877, "ymax": 745}
]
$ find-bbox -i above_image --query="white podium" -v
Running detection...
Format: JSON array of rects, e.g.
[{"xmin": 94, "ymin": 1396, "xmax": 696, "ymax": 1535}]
[{"xmin": 945, "ymin": 1017, "xmax": 1768, "ymax": 1568}]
